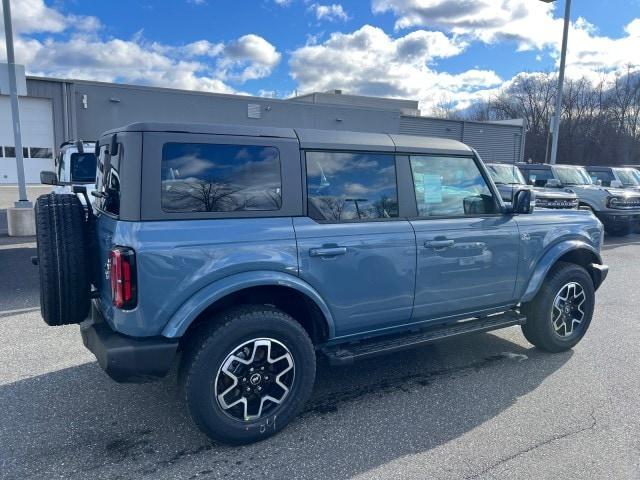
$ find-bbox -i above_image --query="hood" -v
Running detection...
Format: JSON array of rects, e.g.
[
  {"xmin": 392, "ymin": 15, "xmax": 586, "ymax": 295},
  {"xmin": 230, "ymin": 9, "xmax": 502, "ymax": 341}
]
[{"xmin": 533, "ymin": 187, "xmax": 577, "ymax": 200}]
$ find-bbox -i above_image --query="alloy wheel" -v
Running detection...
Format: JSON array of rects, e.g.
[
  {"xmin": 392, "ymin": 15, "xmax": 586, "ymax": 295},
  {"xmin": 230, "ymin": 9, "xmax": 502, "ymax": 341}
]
[
  {"xmin": 551, "ymin": 282, "xmax": 586, "ymax": 337},
  {"xmin": 214, "ymin": 338, "xmax": 295, "ymax": 421}
]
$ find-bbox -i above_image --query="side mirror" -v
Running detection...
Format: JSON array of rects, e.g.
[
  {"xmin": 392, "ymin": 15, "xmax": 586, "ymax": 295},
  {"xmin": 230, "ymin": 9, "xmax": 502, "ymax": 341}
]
[
  {"xmin": 610, "ymin": 180, "xmax": 623, "ymax": 188},
  {"xmin": 546, "ymin": 178, "xmax": 561, "ymax": 188},
  {"xmin": 40, "ymin": 170, "xmax": 59, "ymax": 185},
  {"xmin": 513, "ymin": 189, "xmax": 534, "ymax": 214}
]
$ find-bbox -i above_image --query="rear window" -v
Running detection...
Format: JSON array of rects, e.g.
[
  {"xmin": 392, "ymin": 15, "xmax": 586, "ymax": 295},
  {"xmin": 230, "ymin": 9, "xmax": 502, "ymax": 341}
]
[
  {"xmin": 70, "ymin": 152, "xmax": 97, "ymax": 183},
  {"xmin": 161, "ymin": 143, "xmax": 282, "ymax": 213}
]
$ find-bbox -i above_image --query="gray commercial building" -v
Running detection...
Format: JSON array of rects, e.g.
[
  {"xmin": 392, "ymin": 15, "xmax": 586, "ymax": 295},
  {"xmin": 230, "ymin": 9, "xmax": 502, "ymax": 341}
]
[{"xmin": 1, "ymin": 76, "xmax": 525, "ymax": 183}]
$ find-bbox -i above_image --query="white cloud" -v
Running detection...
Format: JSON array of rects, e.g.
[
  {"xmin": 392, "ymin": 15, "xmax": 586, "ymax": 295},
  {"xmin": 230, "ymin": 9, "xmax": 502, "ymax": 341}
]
[
  {"xmin": 220, "ymin": 34, "xmax": 282, "ymax": 82},
  {"xmin": 372, "ymin": 0, "xmax": 640, "ymax": 86},
  {"xmin": 289, "ymin": 25, "xmax": 500, "ymax": 112},
  {"xmin": 311, "ymin": 4, "xmax": 349, "ymax": 22},
  {"xmin": 0, "ymin": 0, "xmax": 100, "ymax": 35},
  {"xmin": 371, "ymin": 0, "xmax": 561, "ymax": 50}
]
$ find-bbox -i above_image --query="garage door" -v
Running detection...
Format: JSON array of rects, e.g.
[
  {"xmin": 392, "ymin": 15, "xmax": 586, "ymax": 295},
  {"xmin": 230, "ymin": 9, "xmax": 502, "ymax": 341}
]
[{"xmin": 0, "ymin": 96, "xmax": 55, "ymax": 184}]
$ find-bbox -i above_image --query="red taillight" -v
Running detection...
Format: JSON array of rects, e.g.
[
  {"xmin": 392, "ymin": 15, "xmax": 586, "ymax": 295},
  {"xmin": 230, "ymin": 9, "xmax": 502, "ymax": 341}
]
[{"xmin": 109, "ymin": 247, "xmax": 137, "ymax": 309}]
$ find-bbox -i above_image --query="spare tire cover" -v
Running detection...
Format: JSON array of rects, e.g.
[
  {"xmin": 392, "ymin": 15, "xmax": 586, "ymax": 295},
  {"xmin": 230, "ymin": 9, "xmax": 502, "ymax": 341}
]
[{"xmin": 35, "ymin": 193, "xmax": 90, "ymax": 326}]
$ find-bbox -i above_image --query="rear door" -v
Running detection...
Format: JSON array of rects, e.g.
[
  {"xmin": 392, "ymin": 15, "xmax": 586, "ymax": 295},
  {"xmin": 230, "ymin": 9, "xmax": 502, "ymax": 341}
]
[
  {"xmin": 294, "ymin": 150, "xmax": 416, "ymax": 338},
  {"xmin": 407, "ymin": 155, "xmax": 520, "ymax": 321}
]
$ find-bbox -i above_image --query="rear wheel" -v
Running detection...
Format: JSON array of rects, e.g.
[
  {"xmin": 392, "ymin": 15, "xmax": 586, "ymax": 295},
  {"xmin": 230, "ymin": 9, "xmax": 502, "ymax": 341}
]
[
  {"xmin": 35, "ymin": 194, "xmax": 90, "ymax": 326},
  {"xmin": 182, "ymin": 306, "xmax": 316, "ymax": 445},
  {"xmin": 521, "ymin": 262, "xmax": 595, "ymax": 352}
]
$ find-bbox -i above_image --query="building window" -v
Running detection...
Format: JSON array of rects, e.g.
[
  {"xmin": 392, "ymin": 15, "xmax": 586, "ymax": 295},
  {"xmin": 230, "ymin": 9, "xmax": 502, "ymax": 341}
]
[
  {"xmin": 30, "ymin": 147, "xmax": 54, "ymax": 159},
  {"xmin": 306, "ymin": 151, "xmax": 399, "ymax": 222},
  {"xmin": 3, "ymin": 147, "xmax": 29, "ymax": 158},
  {"xmin": 161, "ymin": 143, "xmax": 282, "ymax": 213}
]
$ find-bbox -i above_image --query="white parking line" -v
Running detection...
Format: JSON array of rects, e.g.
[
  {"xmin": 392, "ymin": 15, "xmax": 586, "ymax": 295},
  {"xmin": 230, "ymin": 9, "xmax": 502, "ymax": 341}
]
[{"xmin": 0, "ymin": 306, "xmax": 40, "ymax": 316}]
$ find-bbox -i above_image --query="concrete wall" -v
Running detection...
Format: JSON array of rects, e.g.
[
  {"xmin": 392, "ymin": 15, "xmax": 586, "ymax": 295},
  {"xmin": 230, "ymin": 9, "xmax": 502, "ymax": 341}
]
[{"xmin": 24, "ymin": 77, "xmax": 525, "ymax": 164}]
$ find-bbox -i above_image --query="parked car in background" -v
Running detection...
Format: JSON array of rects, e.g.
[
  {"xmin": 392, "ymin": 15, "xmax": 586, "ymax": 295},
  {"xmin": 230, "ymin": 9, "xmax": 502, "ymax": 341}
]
[
  {"xmin": 40, "ymin": 140, "xmax": 97, "ymax": 201},
  {"xmin": 518, "ymin": 163, "xmax": 640, "ymax": 236},
  {"xmin": 585, "ymin": 166, "xmax": 640, "ymax": 192},
  {"xmin": 486, "ymin": 163, "xmax": 578, "ymax": 209},
  {"xmin": 34, "ymin": 123, "xmax": 608, "ymax": 445}
]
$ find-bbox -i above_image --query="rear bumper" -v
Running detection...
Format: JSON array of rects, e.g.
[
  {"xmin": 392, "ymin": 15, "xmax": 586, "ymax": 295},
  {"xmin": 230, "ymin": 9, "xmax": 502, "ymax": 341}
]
[{"xmin": 80, "ymin": 303, "xmax": 178, "ymax": 383}]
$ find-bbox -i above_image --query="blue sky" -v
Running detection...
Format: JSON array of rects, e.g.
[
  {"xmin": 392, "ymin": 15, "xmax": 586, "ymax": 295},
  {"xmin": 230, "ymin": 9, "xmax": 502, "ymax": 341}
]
[{"xmin": 8, "ymin": 0, "xmax": 640, "ymax": 112}]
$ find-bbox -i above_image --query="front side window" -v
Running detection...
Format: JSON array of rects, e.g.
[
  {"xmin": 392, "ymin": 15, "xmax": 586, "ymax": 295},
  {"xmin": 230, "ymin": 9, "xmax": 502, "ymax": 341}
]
[
  {"xmin": 613, "ymin": 168, "xmax": 640, "ymax": 187},
  {"xmin": 554, "ymin": 166, "xmax": 592, "ymax": 186},
  {"xmin": 306, "ymin": 151, "xmax": 398, "ymax": 222},
  {"xmin": 587, "ymin": 169, "xmax": 615, "ymax": 186},
  {"xmin": 410, "ymin": 156, "xmax": 497, "ymax": 217},
  {"xmin": 487, "ymin": 164, "xmax": 526, "ymax": 185},
  {"xmin": 525, "ymin": 168, "xmax": 554, "ymax": 187},
  {"xmin": 161, "ymin": 143, "xmax": 281, "ymax": 213},
  {"xmin": 70, "ymin": 152, "xmax": 97, "ymax": 183}
]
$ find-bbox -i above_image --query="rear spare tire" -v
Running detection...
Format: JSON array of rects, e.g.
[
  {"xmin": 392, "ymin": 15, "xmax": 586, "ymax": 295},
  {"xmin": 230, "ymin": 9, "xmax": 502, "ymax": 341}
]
[{"xmin": 35, "ymin": 193, "xmax": 91, "ymax": 326}]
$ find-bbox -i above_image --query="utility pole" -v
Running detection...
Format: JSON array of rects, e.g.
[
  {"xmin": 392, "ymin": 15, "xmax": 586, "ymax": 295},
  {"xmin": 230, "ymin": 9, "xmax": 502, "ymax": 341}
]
[
  {"xmin": 543, "ymin": 0, "xmax": 572, "ymax": 165},
  {"xmin": 3, "ymin": 0, "xmax": 30, "ymax": 207}
]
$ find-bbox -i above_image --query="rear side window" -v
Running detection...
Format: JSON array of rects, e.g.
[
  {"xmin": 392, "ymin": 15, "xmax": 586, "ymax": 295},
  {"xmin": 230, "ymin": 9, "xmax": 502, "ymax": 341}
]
[
  {"xmin": 161, "ymin": 143, "xmax": 282, "ymax": 213},
  {"xmin": 305, "ymin": 151, "xmax": 399, "ymax": 222},
  {"xmin": 95, "ymin": 144, "xmax": 122, "ymax": 216}
]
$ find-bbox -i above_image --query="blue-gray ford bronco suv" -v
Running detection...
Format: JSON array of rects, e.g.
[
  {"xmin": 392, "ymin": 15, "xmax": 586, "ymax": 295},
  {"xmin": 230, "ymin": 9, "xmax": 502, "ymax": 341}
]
[{"xmin": 35, "ymin": 123, "xmax": 609, "ymax": 445}]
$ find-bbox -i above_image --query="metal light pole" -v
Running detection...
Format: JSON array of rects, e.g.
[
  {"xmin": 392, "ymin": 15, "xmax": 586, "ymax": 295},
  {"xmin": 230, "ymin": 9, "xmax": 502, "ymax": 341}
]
[
  {"xmin": 2, "ymin": 0, "xmax": 30, "ymax": 207},
  {"xmin": 541, "ymin": 0, "xmax": 572, "ymax": 165}
]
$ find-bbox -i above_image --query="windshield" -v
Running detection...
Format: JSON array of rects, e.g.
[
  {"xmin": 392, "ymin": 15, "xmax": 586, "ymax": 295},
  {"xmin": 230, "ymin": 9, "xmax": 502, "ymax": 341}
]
[
  {"xmin": 554, "ymin": 166, "xmax": 592, "ymax": 185},
  {"xmin": 614, "ymin": 168, "xmax": 640, "ymax": 187},
  {"xmin": 486, "ymin": 164, "xmax": 525, "ymax": 185},
  {"xmin": 70, "ymin": 152, "xmax": 97, "ymax": 183}
]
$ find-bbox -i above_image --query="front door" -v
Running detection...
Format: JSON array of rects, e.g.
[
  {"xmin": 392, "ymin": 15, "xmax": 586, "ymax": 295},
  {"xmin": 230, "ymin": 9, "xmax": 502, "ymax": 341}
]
[
  {"xmin": 407, "ymin": 155, "xmax": 520, "ymax": 321},
  {"xmin": 294, "ymin": 150, "xmax": 416, "ymax": 338}
]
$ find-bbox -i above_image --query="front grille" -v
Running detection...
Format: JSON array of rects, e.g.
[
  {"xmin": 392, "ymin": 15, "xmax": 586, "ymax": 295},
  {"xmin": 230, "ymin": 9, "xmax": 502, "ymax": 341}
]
[{"xmin": 536, "ymin": 199, "xmax": 578, "ymax": 209}]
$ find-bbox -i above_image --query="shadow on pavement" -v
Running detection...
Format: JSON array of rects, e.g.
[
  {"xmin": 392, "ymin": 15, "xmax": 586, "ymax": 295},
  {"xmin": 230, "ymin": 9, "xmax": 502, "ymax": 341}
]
[
  {"xmin": 0, "ymin": 245, "xmax": 39, "ymax": 314},
  {"xmin": 0, "ymin": 332, "xmax": 571, "ymax": 479}
]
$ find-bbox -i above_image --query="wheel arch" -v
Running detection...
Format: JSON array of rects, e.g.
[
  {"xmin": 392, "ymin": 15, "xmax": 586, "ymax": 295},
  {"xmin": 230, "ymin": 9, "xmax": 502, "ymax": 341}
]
[
  {"xmin": 521, "ymin": 241, "xmax": 605, "ymax": 303},
  {"xmin": 162, "ymin": 271, "xmax": 335, "ymax": 343}
]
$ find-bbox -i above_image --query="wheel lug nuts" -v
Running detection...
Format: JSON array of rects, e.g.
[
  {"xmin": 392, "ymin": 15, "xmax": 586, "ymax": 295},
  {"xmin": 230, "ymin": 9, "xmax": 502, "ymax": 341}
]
[
  {"xmin": 261, "ymin": 367, "xmax": 265, "ymax": 371},
  {"xmin": 246, "ymin": 387, "xmax": 251, "ymax": 392},
  {"xmin": 257, "ymin": 386, "xmax": 262, "ymax": 391},
  {"xmin": 249, "ymin": 367, "xmax": 254, "ymax": 372}
]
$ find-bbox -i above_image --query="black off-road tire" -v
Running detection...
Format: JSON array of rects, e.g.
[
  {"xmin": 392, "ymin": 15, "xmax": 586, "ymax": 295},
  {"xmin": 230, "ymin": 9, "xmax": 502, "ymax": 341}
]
[
  {"xmin": 182, "ymin": 306, "xmax": 316, "ymax": 445},
  {"xmin": 35, "ymin": 193, "xmax": 91, "ymax": 326},
  {"xmin": 521, "ymin": 262, "xmax": 595, "ymax": 353}
]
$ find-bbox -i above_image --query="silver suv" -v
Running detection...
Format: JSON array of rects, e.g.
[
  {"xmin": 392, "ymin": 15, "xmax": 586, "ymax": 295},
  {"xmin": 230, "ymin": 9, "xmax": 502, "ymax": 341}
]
[{"xmin": 519, "ymin": 163, "xmax": 640, "ymax": 236}]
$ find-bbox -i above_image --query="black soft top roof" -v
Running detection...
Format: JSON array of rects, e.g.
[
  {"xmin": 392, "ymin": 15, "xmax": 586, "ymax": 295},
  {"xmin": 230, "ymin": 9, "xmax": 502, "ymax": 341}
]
[{"xmin": 103, "ymin": 122, "xmax": 473, "ymax": 156}]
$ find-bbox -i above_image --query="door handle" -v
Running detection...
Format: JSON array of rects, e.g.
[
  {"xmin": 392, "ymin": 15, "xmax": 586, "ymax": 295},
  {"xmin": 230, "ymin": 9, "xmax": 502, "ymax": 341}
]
[
  {"xmin": 309, "ymin": 246, "xmax": 348, "ymax": 257},
  {"xmin": 424, "ymin": 239, "xmax": 454, "ymax": 249}
]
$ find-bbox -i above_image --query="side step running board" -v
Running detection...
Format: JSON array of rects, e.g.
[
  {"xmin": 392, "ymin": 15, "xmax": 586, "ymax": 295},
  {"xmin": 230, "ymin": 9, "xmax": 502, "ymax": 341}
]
[{"xmin": 322, "ymin": 311, "xmax": 526, "ymax": 366}]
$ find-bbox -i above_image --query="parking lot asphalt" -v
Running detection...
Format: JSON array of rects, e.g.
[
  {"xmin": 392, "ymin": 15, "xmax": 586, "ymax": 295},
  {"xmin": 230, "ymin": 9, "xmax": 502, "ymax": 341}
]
[{"xmin": 1, "ymin": 233, "xmax": 639, "ymax": 480}]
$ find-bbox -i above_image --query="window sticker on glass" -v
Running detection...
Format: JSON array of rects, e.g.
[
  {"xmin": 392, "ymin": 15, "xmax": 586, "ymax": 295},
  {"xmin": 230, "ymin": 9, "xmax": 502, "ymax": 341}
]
[{"xmin": 420, "ymin": 174, "xmax": 443, "ymax": 204}]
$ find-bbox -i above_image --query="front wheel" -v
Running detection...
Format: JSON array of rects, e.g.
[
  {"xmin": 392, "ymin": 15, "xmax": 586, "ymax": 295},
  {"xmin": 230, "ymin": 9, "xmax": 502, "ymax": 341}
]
[
  {"xmin": 182, "ymin": 306, "xmax": 316, "ymax": 445},
  {"xmin": 521, "ymin": 262, "xmax": 595, "ymax": 352}
]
